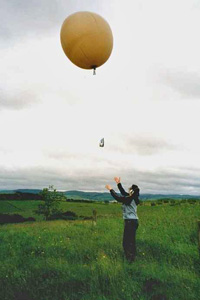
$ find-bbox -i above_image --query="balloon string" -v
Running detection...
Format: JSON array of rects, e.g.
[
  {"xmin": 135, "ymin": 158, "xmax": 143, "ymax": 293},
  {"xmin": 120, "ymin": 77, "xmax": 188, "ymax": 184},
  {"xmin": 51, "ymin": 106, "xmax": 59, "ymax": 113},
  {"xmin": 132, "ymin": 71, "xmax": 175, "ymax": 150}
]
[{"xmin": 92, "ymin": 66, "xmax": 97, "ymax": 75}]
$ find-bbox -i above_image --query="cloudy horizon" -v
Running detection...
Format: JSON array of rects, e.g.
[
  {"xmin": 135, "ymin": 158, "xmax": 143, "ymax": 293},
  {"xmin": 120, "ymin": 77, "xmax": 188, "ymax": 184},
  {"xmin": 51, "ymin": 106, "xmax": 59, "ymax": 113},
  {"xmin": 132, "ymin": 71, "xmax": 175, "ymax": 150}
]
[{"xmin": 1, "ymin": 0, "xmax": 200, "ymax": 195}]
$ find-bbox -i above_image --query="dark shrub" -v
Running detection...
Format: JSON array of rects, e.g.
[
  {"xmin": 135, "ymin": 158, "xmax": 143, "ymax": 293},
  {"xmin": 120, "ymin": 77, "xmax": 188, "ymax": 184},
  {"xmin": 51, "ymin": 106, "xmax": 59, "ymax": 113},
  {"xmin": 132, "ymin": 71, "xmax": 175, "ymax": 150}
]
[
  {"xmin": 49, "ymin": 211, "xmax": 78, "ymax": 221},
  {"xmin": 0, "ymin": 213, "xmax": 25, "ymax": 224},
  {"xmin": 0, "ymin": 214, "xmax": 35, "ymax": 224},
  {"xmin": 26, "ymin": 217, "xmax": 36, "ymax": 222},
  {"xmin": 62, "ymin": 211, "xmax": 77, "ymax": 217}
]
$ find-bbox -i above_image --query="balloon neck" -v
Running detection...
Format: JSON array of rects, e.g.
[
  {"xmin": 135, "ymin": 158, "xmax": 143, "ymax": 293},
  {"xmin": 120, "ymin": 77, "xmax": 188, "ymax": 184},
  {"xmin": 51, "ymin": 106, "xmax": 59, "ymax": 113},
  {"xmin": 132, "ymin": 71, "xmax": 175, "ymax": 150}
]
[{"xmin": 92, "ymin": 65, "xmax": 97, "ymax": 75}]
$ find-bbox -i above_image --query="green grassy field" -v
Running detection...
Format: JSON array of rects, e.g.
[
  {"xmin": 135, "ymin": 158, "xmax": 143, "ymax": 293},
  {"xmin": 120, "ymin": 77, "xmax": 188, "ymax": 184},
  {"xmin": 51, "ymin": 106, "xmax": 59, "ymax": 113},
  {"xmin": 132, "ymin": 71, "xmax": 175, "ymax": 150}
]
[{"xmin": 0, "ymin": 200, "xmax": 199, "ymax": 300}]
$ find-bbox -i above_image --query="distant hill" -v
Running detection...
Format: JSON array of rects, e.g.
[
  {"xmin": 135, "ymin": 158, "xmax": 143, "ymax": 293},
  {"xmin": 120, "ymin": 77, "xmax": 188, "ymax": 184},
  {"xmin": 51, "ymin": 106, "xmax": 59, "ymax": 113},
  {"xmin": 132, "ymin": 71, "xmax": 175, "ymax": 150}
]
[
  {"xmin": 64, "ymin": 190, "xmax": 113, "ymax": 201},
  {"xmin": 15, "ymin": 189, "xmax": 42, "ymax": 194},
  {"xmin": 0, "ymin": 189, "xmax": 41, "ymax": 194},
  {"xmin": 64, "ymin": 191, "xmax": 200, "ymax": 201},
  {"xmin": 0, "ymin": 190, "xmax": 16, "ymax": 194},
  {"xmin": 0, "ymin": 189, "xmax": 200, "ymax": 201},
  {"xmin": 140, "ymin": 194, "xmax": 200, "ymax": 201}
]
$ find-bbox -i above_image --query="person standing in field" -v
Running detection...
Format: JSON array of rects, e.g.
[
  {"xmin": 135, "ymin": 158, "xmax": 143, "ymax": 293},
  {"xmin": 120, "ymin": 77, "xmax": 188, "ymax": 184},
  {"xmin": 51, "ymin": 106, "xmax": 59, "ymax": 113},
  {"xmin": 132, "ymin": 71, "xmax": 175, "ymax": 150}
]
[{"xmin": 105, "ymin": 177, "xmax": 140, "ymax": 262}]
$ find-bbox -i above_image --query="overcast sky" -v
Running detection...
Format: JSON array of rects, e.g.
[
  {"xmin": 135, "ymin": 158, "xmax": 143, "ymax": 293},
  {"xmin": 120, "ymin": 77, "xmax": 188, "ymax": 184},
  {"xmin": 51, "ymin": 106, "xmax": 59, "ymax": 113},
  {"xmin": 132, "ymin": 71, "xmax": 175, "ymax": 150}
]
[{"xmin": 1, "ymin": 0, "xmax": 200, "ymax": 194}]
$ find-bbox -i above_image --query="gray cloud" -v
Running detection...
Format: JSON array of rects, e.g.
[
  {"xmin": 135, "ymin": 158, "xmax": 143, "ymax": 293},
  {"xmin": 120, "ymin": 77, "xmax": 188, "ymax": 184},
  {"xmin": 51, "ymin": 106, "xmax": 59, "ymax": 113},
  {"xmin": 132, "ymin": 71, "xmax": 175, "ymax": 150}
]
[
  {"xmin": 0, "ymin": 88, "xmax": 39, "ymax": 110},
  {"xmin": 1, "ymin": 165, "xmax": 200, "ymax": 195},
  {"xmin": 121, "ymin": 167, "xmax": 200, "ymax": 195},
  {"xmin": 127, "ymin": 136, "xmax": 175, "ymax": 155},
  {"xmin": 45, "ymin": 149, "xmax": 119, "ymax": 169},
  {"xmin": 46, "ymin": 150, "xmax": 80, "ymax": 161},
  {"xmin": 0, "ymin": 166, "xmax": 114, "ymax": 192},
  {"xmin": 161, "ymin": 69, "xmax": 200, "ymax": 99},
  {"xmin": 0, "ymin": 0, "xmax": 105, "ymax": 44},
  {"xmin": 110, "ymin": 134, "xmax": 176, "ymax": 156}
]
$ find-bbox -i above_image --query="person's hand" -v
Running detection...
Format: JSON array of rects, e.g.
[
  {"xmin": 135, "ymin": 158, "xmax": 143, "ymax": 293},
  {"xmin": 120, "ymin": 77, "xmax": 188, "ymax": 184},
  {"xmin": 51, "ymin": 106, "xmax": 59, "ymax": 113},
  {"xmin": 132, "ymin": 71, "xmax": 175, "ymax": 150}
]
[
  {"xmin": 114, "ymin": 177, "xmax": 121, "ymax": 184},
  {"xmin": 105, "ymin": 184, "xmax": 112, "ymax": 191}
]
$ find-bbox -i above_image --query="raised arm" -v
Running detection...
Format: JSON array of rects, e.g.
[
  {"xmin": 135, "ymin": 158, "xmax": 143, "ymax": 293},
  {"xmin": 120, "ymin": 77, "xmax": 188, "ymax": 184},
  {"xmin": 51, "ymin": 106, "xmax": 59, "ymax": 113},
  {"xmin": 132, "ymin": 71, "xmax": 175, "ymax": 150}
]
[
  {"xmin": 117, "ymin": 183, "xmax": 129, "ymax": 196},
  {"xmin": 105, "ymin": 184, "xmax": 139, "ymax": 206},
  {"xmin": 114, "ymin": 177, "xmax": 129, "ymax": 196},
  {"xmin": 110, "ymin": 189, "xmax": 134, "ymax": 205}
]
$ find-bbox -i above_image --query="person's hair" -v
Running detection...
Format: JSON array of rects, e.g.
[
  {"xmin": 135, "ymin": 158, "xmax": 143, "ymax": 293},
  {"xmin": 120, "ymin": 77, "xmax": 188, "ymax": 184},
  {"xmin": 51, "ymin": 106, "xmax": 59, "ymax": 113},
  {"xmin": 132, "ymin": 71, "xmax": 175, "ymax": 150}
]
[{"xmin": 130, "ymin": 184, "xmax": 140, "ymax": 205}]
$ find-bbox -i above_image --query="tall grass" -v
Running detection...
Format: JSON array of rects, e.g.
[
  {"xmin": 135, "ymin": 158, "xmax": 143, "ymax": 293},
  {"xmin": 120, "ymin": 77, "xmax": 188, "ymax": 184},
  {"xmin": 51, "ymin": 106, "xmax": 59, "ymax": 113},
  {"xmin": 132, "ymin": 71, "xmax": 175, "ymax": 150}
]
[{"xmin": 0, "ymin": 201, "xmax": 199, "ymax": 299}]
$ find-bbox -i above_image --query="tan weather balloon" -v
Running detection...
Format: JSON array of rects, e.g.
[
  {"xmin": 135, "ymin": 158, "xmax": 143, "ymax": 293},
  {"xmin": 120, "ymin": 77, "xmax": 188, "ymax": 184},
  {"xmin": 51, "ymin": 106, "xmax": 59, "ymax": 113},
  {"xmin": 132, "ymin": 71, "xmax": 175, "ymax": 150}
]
[{"xmin": 60, "ymin": 11, "xmax": 113, "ymax": 73}]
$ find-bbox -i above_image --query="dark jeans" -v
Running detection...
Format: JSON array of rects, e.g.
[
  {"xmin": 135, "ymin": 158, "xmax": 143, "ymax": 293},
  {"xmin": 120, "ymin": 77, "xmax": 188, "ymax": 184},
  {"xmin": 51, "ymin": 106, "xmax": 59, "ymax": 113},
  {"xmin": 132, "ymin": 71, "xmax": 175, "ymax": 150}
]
[{"xmin": 123, "ymin": 219, "xmax": 139, "ymax": 262}]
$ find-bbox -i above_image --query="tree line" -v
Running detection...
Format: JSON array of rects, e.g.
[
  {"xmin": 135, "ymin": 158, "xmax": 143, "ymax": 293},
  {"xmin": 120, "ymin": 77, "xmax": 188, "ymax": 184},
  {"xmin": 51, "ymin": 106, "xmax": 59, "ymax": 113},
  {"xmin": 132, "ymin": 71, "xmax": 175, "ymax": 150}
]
[{"xmin": 0, "ymin": 192, "xmax": 41, "ymax": 201}]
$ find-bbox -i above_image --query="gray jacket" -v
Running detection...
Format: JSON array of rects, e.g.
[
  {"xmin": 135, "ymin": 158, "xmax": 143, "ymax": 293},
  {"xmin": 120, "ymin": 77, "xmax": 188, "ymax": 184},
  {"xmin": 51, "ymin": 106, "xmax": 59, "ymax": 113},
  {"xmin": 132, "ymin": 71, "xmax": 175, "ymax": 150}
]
[{"xmin": 110, "ymin": 183, "xmax": 139, "ymax": 220}]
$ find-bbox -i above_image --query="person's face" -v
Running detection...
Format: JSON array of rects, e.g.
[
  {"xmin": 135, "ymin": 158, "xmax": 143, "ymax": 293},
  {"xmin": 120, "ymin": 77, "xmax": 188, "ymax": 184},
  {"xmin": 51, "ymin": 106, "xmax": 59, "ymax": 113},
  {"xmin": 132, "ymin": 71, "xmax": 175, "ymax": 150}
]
[{"xmin": 129, "ymin": 187, "xmax": 133, "ymax": 195}]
